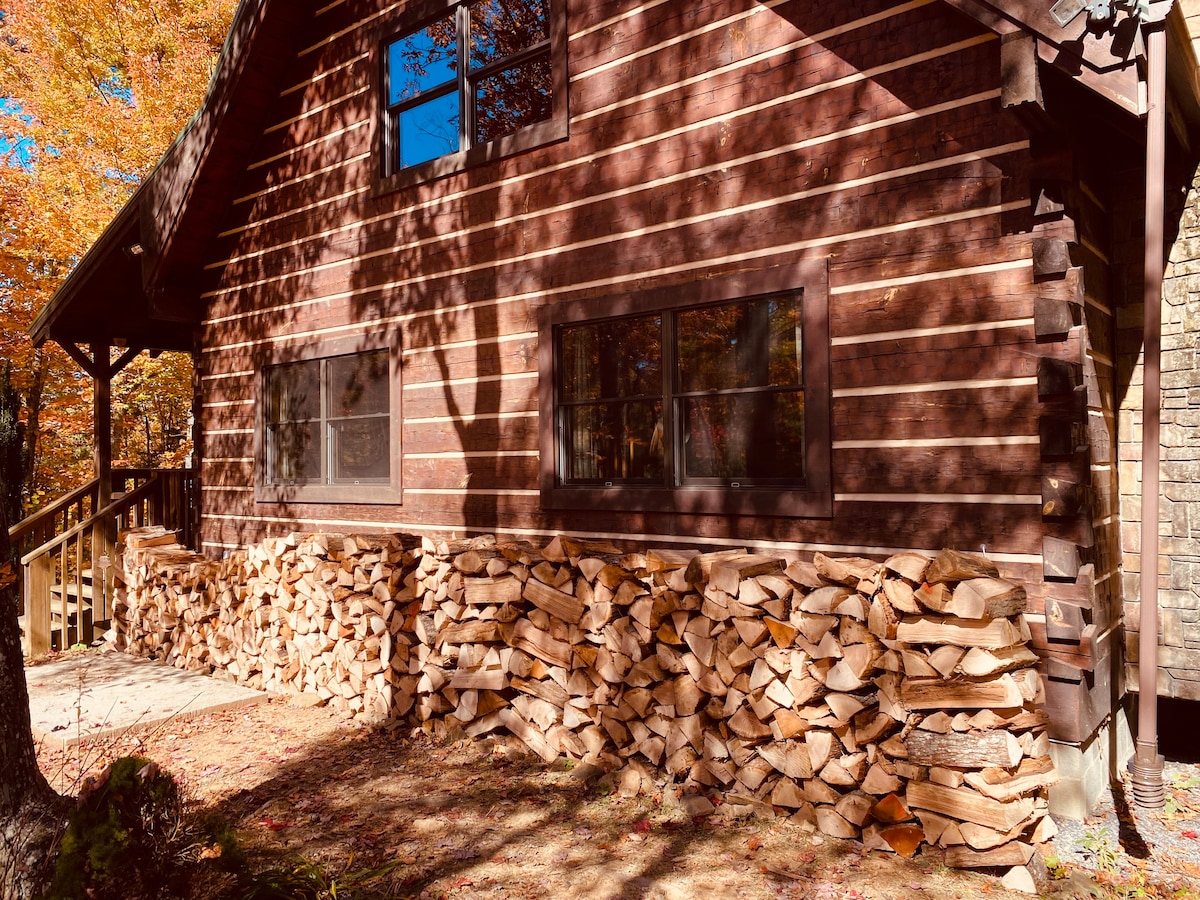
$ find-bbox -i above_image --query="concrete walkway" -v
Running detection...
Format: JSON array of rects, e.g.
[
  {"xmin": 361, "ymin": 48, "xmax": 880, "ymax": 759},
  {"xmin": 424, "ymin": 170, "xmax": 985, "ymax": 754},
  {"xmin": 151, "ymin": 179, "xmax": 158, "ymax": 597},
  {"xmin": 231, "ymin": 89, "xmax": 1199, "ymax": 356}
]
[{"xmin": 25, "ymin": 651, "xmax": 266, "ymax": 749}]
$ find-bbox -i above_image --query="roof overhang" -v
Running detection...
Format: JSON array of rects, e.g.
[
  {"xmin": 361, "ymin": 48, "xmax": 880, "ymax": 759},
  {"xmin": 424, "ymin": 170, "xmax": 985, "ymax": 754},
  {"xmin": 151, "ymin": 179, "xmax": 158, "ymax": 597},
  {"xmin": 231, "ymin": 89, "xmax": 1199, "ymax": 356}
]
[
  {"xmin": 28, "ymin": 192, "xmax": 198, "ymax": 352},
  {"xmin": 943, "ymin": 0, "xmax": 1200, "ymax": 138},
  {"xmin": 29, "ymin": 0, "xmax": 306, "ymax": 354}
]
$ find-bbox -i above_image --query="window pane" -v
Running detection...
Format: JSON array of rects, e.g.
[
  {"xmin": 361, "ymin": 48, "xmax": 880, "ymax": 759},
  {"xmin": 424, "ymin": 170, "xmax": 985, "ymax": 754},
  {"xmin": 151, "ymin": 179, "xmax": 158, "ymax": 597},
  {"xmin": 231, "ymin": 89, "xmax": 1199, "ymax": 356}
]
[
  {"xmin": 398, "ymin": 92, "xmax": 461, "ymax": 168},
  {"xmin": 331, "ymin": 418, "xmax": 390, "ymax": 482},
  {"xmin": 269, "ymin": 423, "xmax": 321, "ymax": 483},
  {"xmin": 468, "ymin": 0, "xmax": 548, "ymax": 69},
  {"xmin": 475, "ymin": 52, "xmax": 552, "ymax": 144},
  {"xmin": 328, "ymin": 350, "xmax": 389, "ymax": 418},
  {"xmin": 267, "ymin": 360, "xmax": 320, "ymax": 423},
  {"xmin": 680, "ymin": 391, "xmax": 806, "ymax": 482},
  {"xmin": 387, "ymin": 14, "xmax": 457, "ymax": 105},
  {"xmin": 559, "ymin": 314, "xmax": 661, "ymax": 402},
  {"xmin": 562, "ymin": 401, "xmax": 664, "ymax": 482},
  {"xmin": 677, "ymin": 294, "xmax": 802, "ymax": 393}
]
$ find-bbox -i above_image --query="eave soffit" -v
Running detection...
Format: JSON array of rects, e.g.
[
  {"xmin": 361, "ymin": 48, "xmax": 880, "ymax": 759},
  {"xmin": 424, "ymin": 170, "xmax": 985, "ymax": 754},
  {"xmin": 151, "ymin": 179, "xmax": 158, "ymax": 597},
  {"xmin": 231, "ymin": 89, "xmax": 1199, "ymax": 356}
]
[{"xmin": 942, "ymin": 0, "xmax": 1200, "ymax": 123}]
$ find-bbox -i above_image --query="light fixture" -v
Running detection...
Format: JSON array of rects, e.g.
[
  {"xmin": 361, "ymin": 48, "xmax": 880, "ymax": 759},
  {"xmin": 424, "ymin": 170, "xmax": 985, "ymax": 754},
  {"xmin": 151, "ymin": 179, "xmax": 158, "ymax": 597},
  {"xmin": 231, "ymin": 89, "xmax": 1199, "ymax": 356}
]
[
  {"xmin": 124, "ymin": 242, "xmax": 145, "ymax": 257},
  {"xmin": 1050, "ymin": 0, "xmax": 1150, "ymax": 28},
  {"xmin": 1051, "ymin": 0, "xmax": 1089, "ymax": 27}
]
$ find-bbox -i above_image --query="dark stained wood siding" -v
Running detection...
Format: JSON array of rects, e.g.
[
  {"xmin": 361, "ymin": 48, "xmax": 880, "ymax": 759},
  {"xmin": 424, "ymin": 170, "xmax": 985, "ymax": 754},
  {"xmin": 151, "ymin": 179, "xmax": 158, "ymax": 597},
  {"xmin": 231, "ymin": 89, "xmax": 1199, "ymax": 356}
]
[{"xmin": 195, "ymin": 0, "xmax": 1065, "ymax": 629}]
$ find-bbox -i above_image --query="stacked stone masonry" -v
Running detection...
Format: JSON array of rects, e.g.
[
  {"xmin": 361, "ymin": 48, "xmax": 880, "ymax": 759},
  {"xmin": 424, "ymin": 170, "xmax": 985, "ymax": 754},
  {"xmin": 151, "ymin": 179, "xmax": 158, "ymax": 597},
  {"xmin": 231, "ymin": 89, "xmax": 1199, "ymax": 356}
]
[
  {"xmin": 1119, "ymin": 163, "xmax": 1200, "ymax": 701},
  {"xmin": 109, "ymin": 528, "xmax": 1058, "ymax": 889}
]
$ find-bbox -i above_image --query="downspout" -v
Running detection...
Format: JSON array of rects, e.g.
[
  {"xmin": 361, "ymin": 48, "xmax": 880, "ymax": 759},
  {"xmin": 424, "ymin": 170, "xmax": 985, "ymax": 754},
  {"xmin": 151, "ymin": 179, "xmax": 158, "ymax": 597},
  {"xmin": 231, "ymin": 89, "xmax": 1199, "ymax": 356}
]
[{"xmin": 1131, "ymin": 15, "xmax": 1167, "ymax": 810}]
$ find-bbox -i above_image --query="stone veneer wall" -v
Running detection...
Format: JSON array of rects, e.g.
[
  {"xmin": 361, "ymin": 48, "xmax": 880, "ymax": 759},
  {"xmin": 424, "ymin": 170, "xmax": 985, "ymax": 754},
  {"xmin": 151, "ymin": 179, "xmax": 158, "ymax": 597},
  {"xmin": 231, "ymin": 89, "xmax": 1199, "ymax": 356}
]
[{"xmin": 1118, "ymin": 162, "xmax": 1200, "ymax": 702}]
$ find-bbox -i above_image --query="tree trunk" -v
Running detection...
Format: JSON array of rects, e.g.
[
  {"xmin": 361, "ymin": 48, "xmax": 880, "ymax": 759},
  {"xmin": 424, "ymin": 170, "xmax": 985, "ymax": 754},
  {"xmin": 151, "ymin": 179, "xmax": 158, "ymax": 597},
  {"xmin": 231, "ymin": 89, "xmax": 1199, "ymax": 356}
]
[
  {"xmin": 0, "ymin": 596, "xmax": 64, "ymax": 900},
  {"xmin": 19, "ymin": 354, "xmax": 45, "ymax": 500},
  {"xmin": 0, "ymin": 364, "xmax": 65, "ymax": 899}
]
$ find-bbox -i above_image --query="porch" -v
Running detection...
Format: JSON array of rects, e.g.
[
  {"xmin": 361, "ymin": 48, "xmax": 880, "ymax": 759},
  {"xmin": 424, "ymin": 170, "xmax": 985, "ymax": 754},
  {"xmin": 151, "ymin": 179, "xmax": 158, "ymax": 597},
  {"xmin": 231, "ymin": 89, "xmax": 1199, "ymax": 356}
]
[{"xmin": 10, "ymin": 467, "xmax": 197, "ymax": 656}]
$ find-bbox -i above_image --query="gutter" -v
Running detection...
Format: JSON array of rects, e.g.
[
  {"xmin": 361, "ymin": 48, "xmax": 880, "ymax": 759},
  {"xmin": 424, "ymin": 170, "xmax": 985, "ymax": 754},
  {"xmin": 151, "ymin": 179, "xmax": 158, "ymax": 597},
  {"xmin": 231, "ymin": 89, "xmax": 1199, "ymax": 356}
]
[{"xmin": 1131, "ymin": 13, "xmax": 1169, "ymax": 810}]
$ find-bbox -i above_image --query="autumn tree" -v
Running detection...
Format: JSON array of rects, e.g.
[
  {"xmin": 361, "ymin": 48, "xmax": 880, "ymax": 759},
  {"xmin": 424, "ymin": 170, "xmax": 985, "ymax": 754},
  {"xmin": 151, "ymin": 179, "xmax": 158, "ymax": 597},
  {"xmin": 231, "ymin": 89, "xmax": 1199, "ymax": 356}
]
[
  {"xmin": 1, "ymin": 0, "xmax": 234, "ymax": 504},
  {"xmin": 112, "ymin": 353, "xmax": 194, "ymax": 469},
  {"xmin": 0, "ymin": 4, "xmax": 234, "ymax": 896}
]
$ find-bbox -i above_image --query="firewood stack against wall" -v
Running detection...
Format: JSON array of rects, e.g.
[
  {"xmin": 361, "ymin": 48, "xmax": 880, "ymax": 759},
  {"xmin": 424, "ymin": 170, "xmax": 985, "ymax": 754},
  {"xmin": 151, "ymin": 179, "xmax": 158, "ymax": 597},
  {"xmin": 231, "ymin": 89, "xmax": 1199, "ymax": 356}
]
[{"xmin": 110, "ymin": 528, "xmax": 1056, "ymax": 890}]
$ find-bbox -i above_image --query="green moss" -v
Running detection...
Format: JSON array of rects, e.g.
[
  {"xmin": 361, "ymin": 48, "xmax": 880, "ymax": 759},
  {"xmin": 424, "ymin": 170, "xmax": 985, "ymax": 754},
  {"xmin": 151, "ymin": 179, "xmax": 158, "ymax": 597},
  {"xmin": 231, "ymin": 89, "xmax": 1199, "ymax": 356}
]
[{"xmin": 47, "ymin": 756, "xmax": 187, "ymax": 900}]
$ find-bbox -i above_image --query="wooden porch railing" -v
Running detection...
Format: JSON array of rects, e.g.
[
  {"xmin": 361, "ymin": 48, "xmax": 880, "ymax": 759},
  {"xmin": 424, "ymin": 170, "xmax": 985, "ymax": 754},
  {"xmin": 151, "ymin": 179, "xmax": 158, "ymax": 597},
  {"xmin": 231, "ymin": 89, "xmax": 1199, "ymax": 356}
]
[{"xmin": 9, "ymin": 468, "xmax": 197, "ymax": 655}]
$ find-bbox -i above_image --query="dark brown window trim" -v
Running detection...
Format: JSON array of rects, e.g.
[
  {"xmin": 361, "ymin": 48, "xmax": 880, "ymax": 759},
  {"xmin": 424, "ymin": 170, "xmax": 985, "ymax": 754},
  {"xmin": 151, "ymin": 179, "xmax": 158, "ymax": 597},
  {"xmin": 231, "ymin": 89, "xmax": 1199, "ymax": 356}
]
[
  {"xmin": 254, "ymin": 333, "xmax": 403, "ymax": 506},
  {"xmin": 370, "ymin": 0, "xmax": 569, "ymax": 196},
  {"xmin": 537, "ymin": 262, "xmax": 832, "ymax": 518}
]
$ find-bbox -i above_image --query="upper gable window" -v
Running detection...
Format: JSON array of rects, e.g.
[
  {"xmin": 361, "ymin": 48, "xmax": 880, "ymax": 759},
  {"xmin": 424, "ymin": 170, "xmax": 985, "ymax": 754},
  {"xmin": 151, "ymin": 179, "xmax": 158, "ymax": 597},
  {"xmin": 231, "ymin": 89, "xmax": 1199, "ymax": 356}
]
[{"xmin": 380, "ymin": 0, "xmax": 566, "ymax": 187}]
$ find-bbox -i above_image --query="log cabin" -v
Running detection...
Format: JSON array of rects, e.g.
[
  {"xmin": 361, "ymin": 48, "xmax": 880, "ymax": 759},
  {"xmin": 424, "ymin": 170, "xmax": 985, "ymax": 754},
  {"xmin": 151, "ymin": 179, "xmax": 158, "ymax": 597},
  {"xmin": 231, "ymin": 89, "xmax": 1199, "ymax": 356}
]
[{"xmin": 22, "ymin": 0, "xmax": 1200, "ymax": 816}]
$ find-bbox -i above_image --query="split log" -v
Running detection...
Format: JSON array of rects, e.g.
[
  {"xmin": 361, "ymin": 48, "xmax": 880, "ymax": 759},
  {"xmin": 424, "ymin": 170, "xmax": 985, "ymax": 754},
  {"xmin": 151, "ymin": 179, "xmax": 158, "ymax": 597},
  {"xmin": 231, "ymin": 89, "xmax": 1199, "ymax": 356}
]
[
  {"xmin": 524, "ymin": 578, "xmax": 585, "ymax": 625},
  {"xmin": 958, "ymin": 645, "xmax": 1040, "ymax": 677},
  {"xmin": 895, "ymin": 616, "xmax": 1024, "ymax": 649},
  {"xmin": 944, "ymin": 841, "xmax": 1035, "ymax": 869},
  {"xmin": 904, "ymin": 729, "xmax": 1023, "ymax": 769},
  {"xmin": 924, "ymin": 549, "xmax": 999, "ymax": 584},
  {"xmin": 947, "ymin": 579, "xmax": 1027, "ymax": 619},
  {"xmin": 878, "ymin": 824, "xmax": 925, "ymax": 858},
  {"xmin": 963, "ymin": 757, "xmax": 1058, "ymax": 802},
  {"xmin": 906, "ymin": 781, "xmax": 1035, "ymax": 833},
  {"xmin": 900, "ymin": 674, "xmax": 1026, "ymax": 710},
  {"xmin": 708, "ymin": 554, "xmax": 785, "ymax": 596}
]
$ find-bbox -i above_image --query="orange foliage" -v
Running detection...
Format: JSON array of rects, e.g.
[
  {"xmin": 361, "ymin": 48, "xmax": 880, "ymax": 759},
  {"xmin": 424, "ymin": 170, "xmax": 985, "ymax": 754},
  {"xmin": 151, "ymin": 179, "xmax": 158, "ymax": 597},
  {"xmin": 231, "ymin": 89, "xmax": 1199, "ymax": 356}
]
[{"xmin": 0, "ymin": 0, "xmax": 235, "ymax": 506}]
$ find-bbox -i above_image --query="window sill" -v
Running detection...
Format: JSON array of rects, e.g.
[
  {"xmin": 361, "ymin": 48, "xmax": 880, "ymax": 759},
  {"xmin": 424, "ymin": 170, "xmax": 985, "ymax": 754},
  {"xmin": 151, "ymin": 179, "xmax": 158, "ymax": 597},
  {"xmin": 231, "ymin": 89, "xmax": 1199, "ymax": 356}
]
[
  {"xmin": 541, "ymin": 485, "xmax": 832, "ymax": 518},
  {"xmin": 255, "ymin": 484, "xmax": 402, "ymax": 506},
  {"xmin": 374, "ymin": 115, "xmax": 568, "ymax": 196}
]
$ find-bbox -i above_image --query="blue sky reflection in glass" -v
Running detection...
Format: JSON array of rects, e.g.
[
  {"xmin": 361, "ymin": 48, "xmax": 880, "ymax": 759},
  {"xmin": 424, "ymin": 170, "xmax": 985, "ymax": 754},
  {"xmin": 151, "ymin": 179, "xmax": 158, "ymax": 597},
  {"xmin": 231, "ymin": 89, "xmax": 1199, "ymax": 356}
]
[{"xmin": 388, "ymin": 14, "xmax": 459, "ymax": 167}]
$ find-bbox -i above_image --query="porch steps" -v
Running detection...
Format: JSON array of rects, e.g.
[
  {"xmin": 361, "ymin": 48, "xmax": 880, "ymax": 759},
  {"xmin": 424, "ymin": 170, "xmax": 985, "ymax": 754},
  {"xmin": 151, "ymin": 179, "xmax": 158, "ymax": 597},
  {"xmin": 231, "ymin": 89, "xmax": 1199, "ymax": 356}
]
[{"xmin": 38, "ymin": 570, "xmax": 100, "ymax": 652}]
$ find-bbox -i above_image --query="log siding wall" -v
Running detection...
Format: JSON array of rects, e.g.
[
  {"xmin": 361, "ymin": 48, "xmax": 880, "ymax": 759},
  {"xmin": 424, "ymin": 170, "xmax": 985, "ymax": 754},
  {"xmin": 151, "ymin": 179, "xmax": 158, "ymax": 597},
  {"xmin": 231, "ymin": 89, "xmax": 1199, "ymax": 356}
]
[{"xmin": 193, "ymin": 0, "xmax": 1101, "ymax": 729}]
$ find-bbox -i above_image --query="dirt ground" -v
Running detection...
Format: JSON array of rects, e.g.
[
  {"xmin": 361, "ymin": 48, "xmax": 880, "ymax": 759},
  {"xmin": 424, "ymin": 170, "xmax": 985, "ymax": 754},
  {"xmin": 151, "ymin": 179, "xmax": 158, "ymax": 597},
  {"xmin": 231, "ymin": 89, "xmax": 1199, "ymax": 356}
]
[{"xmin": 33, "ymin": 693, "xmax": 1199, "ymax": 900}]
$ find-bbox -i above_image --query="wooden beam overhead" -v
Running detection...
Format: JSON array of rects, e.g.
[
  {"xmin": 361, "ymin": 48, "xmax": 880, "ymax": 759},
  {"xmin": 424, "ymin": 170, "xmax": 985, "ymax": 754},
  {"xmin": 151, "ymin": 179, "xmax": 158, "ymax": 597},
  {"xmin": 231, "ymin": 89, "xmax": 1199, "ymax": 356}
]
[
  {"xmin": 62, "ymin": 342, "xmax": 99, "ymax": 377},
  {"xmin": 1001, "ymin": 32, "xmax": 1044, "ymax": 110},
  {"xmin": 111, "ymin": 345, "xmax": 144, "ymax": 376}
]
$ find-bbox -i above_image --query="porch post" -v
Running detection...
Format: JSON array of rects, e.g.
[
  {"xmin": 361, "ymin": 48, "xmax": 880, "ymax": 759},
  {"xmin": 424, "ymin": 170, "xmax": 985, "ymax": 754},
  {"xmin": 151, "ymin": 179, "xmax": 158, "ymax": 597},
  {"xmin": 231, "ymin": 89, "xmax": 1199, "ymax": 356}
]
[
  {"xmin": 92, "ymin": 341, "xmax": 112, "ymax": 508},
  {"xmin": 90, "ymin": 340, "xmax": 113, "ymax": 636}
]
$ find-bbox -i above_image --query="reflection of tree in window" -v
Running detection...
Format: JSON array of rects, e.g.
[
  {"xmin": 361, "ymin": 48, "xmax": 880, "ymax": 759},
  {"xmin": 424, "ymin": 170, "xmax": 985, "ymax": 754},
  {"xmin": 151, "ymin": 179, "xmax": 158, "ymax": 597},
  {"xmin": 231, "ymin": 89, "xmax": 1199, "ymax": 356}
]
[
  {"xmin": 267, "ymin": 360, "xmax": 321, "ymax": 484},
  {"xmin": 556, "ymin": 292, "xmax": 806, "ymax": 488},
  {"xmin": 559, "ymin": 315, "xmax": 661, "ymax": 482},
  {"xmin": 677, "ymin": 297, "xmax": 804, "ymax": 483},
  {"xmin": 265, "ymin": 350, "xmax": 390, "ymax": 486},
  {"xmin": 328, "ymin": 352, "xmax": 390, "ymax": 483},
  {"xmin": 385, "ymin": 0, "xmax": 552, "ymax": 170}
]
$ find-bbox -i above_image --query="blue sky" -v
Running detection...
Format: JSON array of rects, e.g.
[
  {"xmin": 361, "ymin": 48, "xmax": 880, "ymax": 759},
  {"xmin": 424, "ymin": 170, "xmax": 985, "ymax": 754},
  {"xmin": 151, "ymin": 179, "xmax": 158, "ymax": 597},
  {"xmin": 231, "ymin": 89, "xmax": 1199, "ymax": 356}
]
[{"xmin": 0, "ymin": 97, "xmax": 36, "ymax": 168}]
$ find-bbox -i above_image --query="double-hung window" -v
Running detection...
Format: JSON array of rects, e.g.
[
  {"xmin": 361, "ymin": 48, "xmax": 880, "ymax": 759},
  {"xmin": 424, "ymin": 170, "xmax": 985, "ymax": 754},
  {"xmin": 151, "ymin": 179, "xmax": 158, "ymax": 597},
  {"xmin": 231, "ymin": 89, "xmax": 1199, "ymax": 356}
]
[
  {"xmin": 380, "ymin": 0, "xmax": 567, "ymax": 185},
  {"xmin": 257, "ymin": 340, "xmax": 402, "ymax": 505},
  {"xmin": 539, "ymin": 264, "xmax": 832, "ymax": 517}
]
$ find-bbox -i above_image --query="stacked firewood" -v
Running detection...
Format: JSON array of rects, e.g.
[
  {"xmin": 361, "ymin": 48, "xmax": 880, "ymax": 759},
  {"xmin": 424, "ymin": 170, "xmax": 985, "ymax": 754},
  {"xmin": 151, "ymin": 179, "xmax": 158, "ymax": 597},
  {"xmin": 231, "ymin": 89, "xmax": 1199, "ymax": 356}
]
[
  {"xmin": 872, "ymin": 549, "xmax": 1057, "ymax": 893},
  {"xmin": 111, "ymin": 528, "xmax": 425, "ymax": 721},
  {"xmin": 111, "ymin": 529, "xmax": 1055, "ymax": 888}
]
